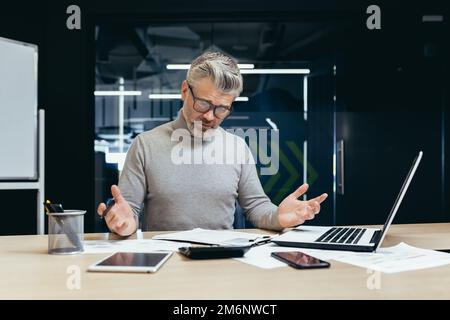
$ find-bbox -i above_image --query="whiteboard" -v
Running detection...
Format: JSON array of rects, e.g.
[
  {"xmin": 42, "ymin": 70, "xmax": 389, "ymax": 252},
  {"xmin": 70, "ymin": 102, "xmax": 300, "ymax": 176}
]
[{"xmin": 0, "ymin": 37, "xmax": 38, "ymax": 180}]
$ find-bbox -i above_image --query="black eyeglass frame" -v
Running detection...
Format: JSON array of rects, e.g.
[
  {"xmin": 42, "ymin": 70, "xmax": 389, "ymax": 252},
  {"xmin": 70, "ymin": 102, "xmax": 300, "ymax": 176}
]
[{"xmin": 187, "ymin": 83, "xmax": 233, "ymax": 120}]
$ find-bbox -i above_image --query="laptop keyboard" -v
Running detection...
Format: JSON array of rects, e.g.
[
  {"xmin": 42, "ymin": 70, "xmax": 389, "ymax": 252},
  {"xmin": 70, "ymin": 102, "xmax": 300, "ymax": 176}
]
[{"xmin": 315, "ymin": 227, "xmax": 367, "ymax": 244}]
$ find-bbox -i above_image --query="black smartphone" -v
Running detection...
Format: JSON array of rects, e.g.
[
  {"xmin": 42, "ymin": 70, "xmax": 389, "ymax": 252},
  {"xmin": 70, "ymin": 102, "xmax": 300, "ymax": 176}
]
[
  {"xmin": 271, "ymin": 251, "xmax": 330, "ymax": 269},
  {"xmin": 179, "ymin": 246, "xmax": 251, "ymax": 259}
]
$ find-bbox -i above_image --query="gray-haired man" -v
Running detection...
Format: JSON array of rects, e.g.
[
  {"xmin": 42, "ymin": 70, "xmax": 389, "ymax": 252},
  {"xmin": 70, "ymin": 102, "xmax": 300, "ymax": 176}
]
[{"xmin": 97, "ymin": 52, "xmax": 328, "ymax": 236}]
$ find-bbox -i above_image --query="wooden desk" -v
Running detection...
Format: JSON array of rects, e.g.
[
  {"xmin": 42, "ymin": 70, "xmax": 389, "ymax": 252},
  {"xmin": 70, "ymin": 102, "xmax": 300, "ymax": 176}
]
[{"xmin": 1, "ymin": 223, "xmax": 450, "ymax": 299}]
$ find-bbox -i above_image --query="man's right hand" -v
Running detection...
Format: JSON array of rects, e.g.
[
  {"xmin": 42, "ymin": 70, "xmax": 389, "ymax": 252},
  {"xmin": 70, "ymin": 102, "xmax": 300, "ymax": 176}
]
[{"xmin": 97, "ymin": 185, "xmax": 137, "ymax": 236}]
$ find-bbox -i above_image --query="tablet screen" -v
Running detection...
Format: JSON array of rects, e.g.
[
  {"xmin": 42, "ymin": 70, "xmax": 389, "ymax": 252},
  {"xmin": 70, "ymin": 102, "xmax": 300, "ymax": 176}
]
[{"xmin": 97, "ymin": 252, "xmax": 169, "ymax": 267}]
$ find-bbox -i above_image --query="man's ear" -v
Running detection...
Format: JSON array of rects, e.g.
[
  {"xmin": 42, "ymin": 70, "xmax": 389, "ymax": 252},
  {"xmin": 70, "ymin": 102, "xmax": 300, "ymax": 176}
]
[{"xmin": 181, "ymin": 80, "xmax": 188, "ymax": 102}]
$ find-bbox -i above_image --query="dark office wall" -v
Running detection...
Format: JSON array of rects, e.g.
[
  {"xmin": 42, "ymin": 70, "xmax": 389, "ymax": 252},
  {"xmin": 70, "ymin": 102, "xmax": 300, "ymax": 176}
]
[
  {"xmin": 335, "ymin": 8, "xmax": 449, "ymax": 225},
  {"xmin": 0, "ymin": 4, "xmax": 44, "ymax": 234},
  {"xmin": 0, "ymin": 2, "xmax": 93, "ymax": 234},
  {"xmin": 444, "ymin": 51, "xmax": 450, "ymax": 224},
  {"xmin": 0, "ymin": 1, "xmax": 447, "ymax": 234},
  {"xmin": 307, "ymin": 60, "xmax": 336, "ymax": 226}
]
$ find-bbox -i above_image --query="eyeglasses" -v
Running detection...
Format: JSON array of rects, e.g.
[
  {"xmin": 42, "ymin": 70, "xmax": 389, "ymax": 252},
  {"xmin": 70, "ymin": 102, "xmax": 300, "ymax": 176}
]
[{"xmin": 187, "ymin": 83, "xmax": 232, "ymax": 119}]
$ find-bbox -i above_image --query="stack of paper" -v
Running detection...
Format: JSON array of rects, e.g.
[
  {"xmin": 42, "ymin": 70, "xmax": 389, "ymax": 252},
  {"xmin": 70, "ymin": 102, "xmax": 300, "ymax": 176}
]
[
  {"xmin": 82, "ymin": 239, "xmax": 191, "ymax": 254},
  {"xmin": 332, "ymin": 242, "xmax": 450, "ymax": 273},
  {"xmin": 152, "ymin": 228, "xmax": 273, "ymax": 246}
]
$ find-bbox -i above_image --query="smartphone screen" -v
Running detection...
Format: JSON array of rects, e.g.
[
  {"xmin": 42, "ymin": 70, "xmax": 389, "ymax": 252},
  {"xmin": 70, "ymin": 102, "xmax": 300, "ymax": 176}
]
[{"xmin": 271, "ymin": 251, "xmax": 330, "ymax": 269}]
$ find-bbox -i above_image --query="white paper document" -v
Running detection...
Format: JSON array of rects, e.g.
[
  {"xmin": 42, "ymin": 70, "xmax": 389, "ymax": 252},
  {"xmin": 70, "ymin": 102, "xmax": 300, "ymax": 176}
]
[
  {"xmin": 82, "ymin": 239, "xmax": 191, "ymax": 254},
  {"xmin": 152, "ymin": 228, "xmax": 273, "ymax": 246},
  {"xmin": 234, "ymin": 242, "xmax": 450, "ymax": 273},
  {"xmin": 234, "ymin": 243, "xmax": 346, "ymax": 269},
  {"xmin": 332, "ymin": 242, "xmax": 450, "ymax": 273}
]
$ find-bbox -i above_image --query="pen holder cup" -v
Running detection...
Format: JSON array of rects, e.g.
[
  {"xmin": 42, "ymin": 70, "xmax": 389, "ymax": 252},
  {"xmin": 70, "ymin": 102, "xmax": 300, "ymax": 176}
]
[{"xmin": 47, "ymin": 210, "xmax": 86, "ymax": 254}]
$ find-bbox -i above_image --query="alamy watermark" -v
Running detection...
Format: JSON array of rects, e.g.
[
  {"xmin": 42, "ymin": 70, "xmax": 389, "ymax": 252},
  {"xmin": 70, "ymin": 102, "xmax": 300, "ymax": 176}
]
[
  {"xmin": 170, "ymin": 121, "xmax": 279, "ymax": 176},
  {"xmin": 366, "ymin": 268, "xmax": 382, "ymax": 290},
  {"xmin": 66, "ymin": 265, "xmax": 81, "ymax": 290},
  {"xmin": 366, "ymin": 5, "xmax": 381, "ymax": 30},
  {"xmin": 66, "ymin": 5, "xmax": 81, "ymax": 30}
]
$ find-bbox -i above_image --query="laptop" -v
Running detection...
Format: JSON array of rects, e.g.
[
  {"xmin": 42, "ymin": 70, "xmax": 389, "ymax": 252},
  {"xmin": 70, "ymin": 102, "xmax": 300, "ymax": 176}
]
[{"xmin": 272, "ymin": 151, "xmax": 423, "ymax": 252}]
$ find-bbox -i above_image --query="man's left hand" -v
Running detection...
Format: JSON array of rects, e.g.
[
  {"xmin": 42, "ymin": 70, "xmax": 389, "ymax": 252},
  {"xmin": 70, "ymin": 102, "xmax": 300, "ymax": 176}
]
[{"xmin": 277, "ymin": 183, "xmax": 328, "ymax": 228}]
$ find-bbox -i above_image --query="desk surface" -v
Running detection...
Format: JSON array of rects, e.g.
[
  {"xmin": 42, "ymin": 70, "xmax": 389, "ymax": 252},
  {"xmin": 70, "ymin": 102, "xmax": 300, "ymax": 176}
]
[{"xmin": 1, "ymin": 223, "xmax": 450, "ymax": 299}]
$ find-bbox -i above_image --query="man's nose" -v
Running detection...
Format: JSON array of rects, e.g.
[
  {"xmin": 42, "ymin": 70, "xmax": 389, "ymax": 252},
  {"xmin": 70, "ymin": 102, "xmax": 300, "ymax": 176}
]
[{"xmin": 203, "ymin": 109, "xmax": 215, "ymax": 121}]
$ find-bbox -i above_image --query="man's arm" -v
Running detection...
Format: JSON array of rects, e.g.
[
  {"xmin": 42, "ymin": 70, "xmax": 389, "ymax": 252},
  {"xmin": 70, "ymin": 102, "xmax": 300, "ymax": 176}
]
[
  {"xmin": 97, "ymin": 135, "xmax": 147, "ymax": 236},
  {"xmin": 237, "ymin": 145, "xmax": 283, "ymax": 231},
  {"xmin": 117, "ymin": 134, "xmax": 147, "ymax": 219}
]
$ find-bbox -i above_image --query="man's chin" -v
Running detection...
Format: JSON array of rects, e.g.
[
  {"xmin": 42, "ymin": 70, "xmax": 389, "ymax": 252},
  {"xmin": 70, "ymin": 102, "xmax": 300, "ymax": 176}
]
[
  {"xmin": 187, "ymin": 120, "xmax": 218, "ymax": 139},
  {"xmin": 197, "ymin": 126, "xmax": 217, "ymax": 140}
]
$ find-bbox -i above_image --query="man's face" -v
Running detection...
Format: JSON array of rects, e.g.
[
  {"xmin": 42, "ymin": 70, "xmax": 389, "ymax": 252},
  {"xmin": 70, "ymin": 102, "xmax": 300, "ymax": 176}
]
[{"xmin": 181, "ymin": 78, "xmax": 235, "ymax": 132}]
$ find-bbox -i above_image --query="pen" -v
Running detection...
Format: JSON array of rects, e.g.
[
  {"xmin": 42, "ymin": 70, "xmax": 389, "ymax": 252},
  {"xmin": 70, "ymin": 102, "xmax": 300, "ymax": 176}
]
[
  {"xmin": 44, "ymin": 200, "xmax": 83, "ymax": 250},
  {"xmin": 249, "ymin": 235, "xmax": 271, "ymax": 242},
  {"xmin": 101, "ymin": 198, "xmax": 115, "ymax": 219},
  {"xmin": 44, "ymin": 200, "xmax": 64, "ymax": 214},
  {"xmin": 249, "ymin": 235, "xmax": 273, "ymax": 247}
]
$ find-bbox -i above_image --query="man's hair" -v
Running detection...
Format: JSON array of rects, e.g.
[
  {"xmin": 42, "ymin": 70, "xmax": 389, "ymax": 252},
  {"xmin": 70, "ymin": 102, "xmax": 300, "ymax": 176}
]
[{"xmin": 187, "ymin": 52, "xmax": 243, "ymax": 97}]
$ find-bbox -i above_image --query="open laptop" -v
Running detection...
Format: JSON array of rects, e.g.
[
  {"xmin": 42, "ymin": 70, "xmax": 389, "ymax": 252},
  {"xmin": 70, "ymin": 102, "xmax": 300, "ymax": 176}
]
[{"xmin": 272, "ymin": 151, "xmax": 423, "ymax": 252}]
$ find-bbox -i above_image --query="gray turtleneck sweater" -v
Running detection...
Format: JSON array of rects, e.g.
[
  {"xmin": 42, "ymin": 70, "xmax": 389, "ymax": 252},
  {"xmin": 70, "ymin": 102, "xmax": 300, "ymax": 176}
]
[{"xmin": 118, "ymin": 112, "xmax": 282, "ymax": 231}]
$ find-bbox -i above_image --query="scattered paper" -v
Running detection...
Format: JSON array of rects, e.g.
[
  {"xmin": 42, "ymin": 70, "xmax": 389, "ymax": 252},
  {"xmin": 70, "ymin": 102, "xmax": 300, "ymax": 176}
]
[
  {"xmin": 82, "ymin": 239, "xmax": 191, "ymax": 254},
  {"xmin": 152, "ymin": 228, "xmax": 272, "ymax": 246},
  {"xmin": 234, "ymin": 242, "xmax": 450, "ymax": 273},
  {"xmin": 333, "ymin": 242, "xmax": 450, "ymax": 273}
]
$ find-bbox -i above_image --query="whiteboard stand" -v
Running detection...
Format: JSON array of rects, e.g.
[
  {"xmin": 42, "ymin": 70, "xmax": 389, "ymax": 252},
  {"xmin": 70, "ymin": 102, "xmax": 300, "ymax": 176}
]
[{"xmin": 0, "ymin": 109, "xmax": 45, "ymax": 234}]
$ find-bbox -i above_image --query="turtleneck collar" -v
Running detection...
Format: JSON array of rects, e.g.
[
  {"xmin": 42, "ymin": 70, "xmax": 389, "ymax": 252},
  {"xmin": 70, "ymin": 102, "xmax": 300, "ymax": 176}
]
[{"xmin": 171, "ymin": 109, "xmax": 189, "ymax": 131}]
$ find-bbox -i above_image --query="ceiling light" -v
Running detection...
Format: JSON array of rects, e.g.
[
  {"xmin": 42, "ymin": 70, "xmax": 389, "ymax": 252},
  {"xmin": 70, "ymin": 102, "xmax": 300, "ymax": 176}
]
[
  {"xmin": 167, "ymin": 64, "xmax": 255, "ymax": 70},
  {"xmin": 149, "ymin": 94, "xmax": 181, "ymax": 99},
  {"xmin": 240, "ymin": 69, "xmax": 310, "ymax": 74},
  {"xmin": 149, "ymin": 94, "xmax": 249, "ymax": 101},
  {"xmin": 94, "ymin": 91, "xmax": 142, "ymax": 96}
]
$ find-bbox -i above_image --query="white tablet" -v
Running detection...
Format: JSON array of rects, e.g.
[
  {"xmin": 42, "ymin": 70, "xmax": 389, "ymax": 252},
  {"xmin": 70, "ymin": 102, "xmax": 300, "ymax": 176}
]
[{"xmin": 88, "ymin": 252, "xmax": 173, "ymax": 273}]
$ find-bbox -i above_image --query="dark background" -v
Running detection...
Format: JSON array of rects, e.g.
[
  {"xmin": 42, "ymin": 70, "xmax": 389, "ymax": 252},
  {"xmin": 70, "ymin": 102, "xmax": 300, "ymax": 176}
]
[{"xmin": 0, "ymin": 0, "xmax": 448, "ymax": 234}]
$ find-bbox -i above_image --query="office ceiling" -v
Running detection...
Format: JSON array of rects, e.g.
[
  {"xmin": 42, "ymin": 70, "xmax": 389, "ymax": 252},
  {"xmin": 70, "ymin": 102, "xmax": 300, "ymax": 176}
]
[{"xmin": 95, "ymin": 21, "xmax": 337, "ymax": 87}]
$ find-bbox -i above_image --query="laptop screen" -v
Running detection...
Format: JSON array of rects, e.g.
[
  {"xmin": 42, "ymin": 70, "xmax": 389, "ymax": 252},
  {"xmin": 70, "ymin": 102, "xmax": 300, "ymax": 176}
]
[{"xmin": 375, "ymin": 151, "xmax": 423, "ymax": 250}]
